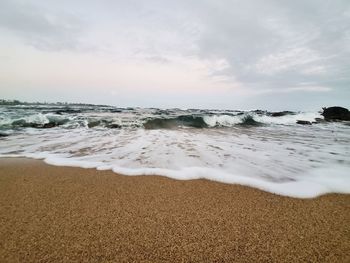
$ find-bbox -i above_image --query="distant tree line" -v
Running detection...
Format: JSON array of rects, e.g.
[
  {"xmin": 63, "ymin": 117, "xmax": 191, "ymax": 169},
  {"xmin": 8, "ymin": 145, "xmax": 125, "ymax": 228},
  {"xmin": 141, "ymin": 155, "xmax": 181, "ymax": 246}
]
[
  {"xmin": 0, "ymin": 99, "xmax": 24, "ymax": 105},
  {"xmin": 0, "ymin": 99, "xmax": 109, "ymax": 107}
]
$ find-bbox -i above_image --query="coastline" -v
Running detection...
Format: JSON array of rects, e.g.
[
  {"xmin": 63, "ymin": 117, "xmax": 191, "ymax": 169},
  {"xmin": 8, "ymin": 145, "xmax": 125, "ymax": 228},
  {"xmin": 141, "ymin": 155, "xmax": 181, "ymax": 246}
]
[{"xmin": 0, "ymin": 158, "xmax": 349, "ymax": 262}]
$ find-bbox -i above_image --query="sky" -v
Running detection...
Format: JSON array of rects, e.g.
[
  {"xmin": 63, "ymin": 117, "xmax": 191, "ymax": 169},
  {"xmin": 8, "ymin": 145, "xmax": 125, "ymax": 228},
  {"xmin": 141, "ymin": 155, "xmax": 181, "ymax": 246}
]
[{"xmin": 0, "ymin": 0, "xmax": 349, "ymax": 110}]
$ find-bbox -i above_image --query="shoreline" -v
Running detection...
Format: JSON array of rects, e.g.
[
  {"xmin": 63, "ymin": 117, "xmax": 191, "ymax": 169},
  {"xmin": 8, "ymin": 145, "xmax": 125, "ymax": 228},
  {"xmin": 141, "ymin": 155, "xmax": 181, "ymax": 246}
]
[
  {"xmin": 1, "ymin": 155, "xmax": 348, "ymax": 199},
  {"xmin": 0, "ymin": 158, "xmax": 349, "ymax": 262}
]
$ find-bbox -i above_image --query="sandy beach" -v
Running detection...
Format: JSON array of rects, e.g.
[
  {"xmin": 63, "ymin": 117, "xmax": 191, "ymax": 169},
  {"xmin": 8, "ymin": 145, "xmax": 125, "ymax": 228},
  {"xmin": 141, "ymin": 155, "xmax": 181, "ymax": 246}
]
[{"xmin": 0, "ymin": 158, "xmax": 349, "ymax": 262}]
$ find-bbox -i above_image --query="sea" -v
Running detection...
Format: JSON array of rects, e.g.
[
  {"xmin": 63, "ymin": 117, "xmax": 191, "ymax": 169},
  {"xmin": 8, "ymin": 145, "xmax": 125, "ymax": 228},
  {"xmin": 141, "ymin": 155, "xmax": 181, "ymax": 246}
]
[{"xmin": 0, "ymin": 104, "xmax": 349, "ymax": 198}]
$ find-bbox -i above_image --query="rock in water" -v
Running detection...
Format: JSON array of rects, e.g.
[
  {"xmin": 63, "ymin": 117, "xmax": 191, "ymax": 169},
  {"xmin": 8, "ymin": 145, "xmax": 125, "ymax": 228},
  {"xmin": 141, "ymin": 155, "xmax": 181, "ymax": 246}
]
[
  {"xmin": 0, "ymin": 132, "xmax": 9, "ymax": 137},
  {"xmin": 322, "ymin": 107, "xmax": 350, "ymax": 121},
  {"xmin": 107, "ymin": 124, "xmax": 122, "ymax": 129},
  {"xmin": 42, "ymin": 122, "xmax": 57, "ymax": 128},
  {"xmin": 296, "ymin": 120, "xmax": 312, "ymax": 125},
  {"xmin": 270, "ymin": 111, "xmax": 295, "ymax": 117}
]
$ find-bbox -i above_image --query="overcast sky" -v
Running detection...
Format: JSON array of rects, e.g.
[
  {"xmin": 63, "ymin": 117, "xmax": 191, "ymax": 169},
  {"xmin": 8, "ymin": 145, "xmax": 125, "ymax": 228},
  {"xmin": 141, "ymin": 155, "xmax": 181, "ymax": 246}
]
[{"xmin": 0, "ymin": 0, "xmax": 349, "ymax": 110}]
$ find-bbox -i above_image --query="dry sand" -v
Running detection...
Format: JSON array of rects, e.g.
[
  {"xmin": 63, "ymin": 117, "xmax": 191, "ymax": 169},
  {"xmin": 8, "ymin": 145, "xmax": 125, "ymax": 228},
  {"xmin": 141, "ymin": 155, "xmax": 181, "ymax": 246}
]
[{"xmin": 0, "ymin": 158, "xmax": 349, "ymax": 262}]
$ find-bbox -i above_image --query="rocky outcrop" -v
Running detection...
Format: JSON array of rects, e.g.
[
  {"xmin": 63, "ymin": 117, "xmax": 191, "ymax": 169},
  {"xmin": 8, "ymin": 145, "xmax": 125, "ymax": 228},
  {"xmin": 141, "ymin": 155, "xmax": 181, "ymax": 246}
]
[
  {"xmin": 0, "ymin": 132, "xmax": 9, "ymax": 137},
  {"xmin": 296, "ymin": 120, "xmax": 312, "ymax": 125},
  {"xmin": 322, "ymin": 107, "xmax": 350, "ymax": 121},
  {"xmin": 42, "ymin": 122, "xmax": 59, "ymax": 128},
  {"xmin": 107, "ymin": 124, "xmax": 122, "ymax": 129},
  {"xmin": 252, "ymin": 110, "xmax": 266, "ymax": 115},
  {"xmin": 55, "ymin": 108, "xmax": 82, "ymax": 115},
  {"xmin": 87, "ymin": 120, "xmax": 121, "ymax": 129},
  {"xmin": 269, "ymin": 111, "xmax": 295, "ymax": 117}
]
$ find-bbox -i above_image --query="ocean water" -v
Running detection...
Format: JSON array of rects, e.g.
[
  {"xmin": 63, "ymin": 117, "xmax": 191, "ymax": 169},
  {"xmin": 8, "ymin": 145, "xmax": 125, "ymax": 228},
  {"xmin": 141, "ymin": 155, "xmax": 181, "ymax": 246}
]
[{"xmin": 0, "ymin": 104, "xmax": 349, "ymax": 198}]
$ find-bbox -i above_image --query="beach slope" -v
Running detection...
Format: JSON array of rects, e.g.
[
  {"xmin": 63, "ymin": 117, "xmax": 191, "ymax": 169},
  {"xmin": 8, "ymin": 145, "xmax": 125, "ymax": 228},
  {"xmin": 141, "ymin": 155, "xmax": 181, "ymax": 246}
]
[{"xmin": 0, "ymin": 158, "xmax": 349, "ymax": 262}]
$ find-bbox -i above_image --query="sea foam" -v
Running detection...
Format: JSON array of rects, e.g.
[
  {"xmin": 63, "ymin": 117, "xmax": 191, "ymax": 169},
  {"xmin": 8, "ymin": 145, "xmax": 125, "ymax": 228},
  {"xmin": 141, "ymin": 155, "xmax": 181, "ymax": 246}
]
[
  {"xmin": 1, "ymin": 105, "xmax": 349, "ymax": 198},
  {"xmin": 1, "ymin": 153, "xmax": 349, "ymax": 198}
]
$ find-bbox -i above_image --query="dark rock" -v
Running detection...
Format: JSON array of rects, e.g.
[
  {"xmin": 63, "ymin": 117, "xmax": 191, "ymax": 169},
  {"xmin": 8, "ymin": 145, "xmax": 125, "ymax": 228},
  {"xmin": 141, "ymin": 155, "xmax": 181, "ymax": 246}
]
[
  {"xmin": 0, "ymin": 132, "xmax": 9, "ymax": 137},
  {"xmin": 55, "ymin": 108, "xmax": 82, "ymax": 115},
  {"xmin": 296, "ymin": 120, "xmax": 312, "ymax": 125},
  {"xmin": 322, "ymin": 106, "xmax": 350, "ymax": 121},
  {"xmin": 107, "ymin": 124, "xmax": 122, "ymax": 129},
  {"xmin": 88, "ymin": 121, "xmax": 101, "ymax": 128},
  {"xmin": 269, "ymin": 111, "xmax": 295, "ymax": 117},
  {"xmin": 109, "ymin": 109, "xmax": 123, "ymax": 113},
  {"xmin": 42, "ymin": 122, "xmax": 58, "ymax": 128},
  {"xmin": 252, "ymin": 110, "xmax": 266, "ymax": 115}
]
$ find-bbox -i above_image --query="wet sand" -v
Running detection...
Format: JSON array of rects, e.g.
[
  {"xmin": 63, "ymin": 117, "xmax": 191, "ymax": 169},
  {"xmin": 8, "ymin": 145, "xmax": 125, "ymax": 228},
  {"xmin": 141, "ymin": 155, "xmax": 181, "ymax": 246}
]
[{"xmin": 0, "ymin": 158, "xmax": 349, "ymax": 262}]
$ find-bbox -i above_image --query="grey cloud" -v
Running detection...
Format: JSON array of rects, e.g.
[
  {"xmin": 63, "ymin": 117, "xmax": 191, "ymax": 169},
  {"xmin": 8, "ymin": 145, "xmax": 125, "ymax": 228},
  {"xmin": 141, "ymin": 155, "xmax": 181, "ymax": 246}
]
[
  {"xmin": 1, "ymin": 0, "xmax": 349, "ymax": 109},
  {"xmin": 187, "ymin": 0, "xmax": 350, "ymax": 92},
  {"xmin": 0, "ymin": 0, "xmax": 84, "ymax": 51}
]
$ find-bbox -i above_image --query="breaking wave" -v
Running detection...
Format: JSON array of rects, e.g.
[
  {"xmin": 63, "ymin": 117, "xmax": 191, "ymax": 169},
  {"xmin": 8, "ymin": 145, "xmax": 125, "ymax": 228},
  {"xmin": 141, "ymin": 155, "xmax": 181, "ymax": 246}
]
[
  {"xmin": 144, "ymin": 115, "xmax": 208, "ymax": 129},
  {"xmin": 1, "ymin": 104, "xmax": 349, "ymax": 199},
  {"xmin": 0, "ymin": 109, "xmax": 324, "ymax": 131}
]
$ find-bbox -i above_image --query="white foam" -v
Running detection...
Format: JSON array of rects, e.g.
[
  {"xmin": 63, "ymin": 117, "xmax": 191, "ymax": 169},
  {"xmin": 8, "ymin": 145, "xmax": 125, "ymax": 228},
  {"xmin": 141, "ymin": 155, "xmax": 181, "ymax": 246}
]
[
  {"xmin": 108, "ymin": 165, "xmax": 350, "ymax": 198},
  {"xmin": 25, "ymin": 113, "xmax": 50, "ymax": 125},
  {"xmin": 1, "ymin": 152, "xmax": 349, "ymax": 198},
  {"xmin": 255, "ymin": 112, "xmax": 323, "ymax": 125},
  {"xmin": 203, "ymin": 112, "xmax": 323, "ymax": 127},
  {"xmin": 1, "ymin": 108, "xmax": 349, "ymax": 199},
  {"xmin": 203, "ymin": 115, "xmax": 242, "ymax": 127}
]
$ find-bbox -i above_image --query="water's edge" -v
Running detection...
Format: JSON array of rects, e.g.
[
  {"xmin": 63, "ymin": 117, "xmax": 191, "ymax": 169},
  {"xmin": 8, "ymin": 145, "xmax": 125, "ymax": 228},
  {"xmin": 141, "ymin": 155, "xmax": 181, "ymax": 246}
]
[{"xmin": 1, "ymin": 155, "xmax": 349, "ymax": 199}]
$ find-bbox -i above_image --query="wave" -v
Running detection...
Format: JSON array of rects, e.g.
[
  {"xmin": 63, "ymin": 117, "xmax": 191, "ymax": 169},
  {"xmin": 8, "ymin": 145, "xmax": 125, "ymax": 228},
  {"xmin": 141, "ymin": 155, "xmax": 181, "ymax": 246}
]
[
  {"xmin": 0, "ymin": 113, "xmax": 69, "ymax": 129},
  {"xmin": 0, "ymin": 106, "xmax": 331, "ymax": 131},
  {"xmin": 143, "ymin": 114, "xmax": 273, "ymax": 129},
  {"xmin": 1, "ymin": 106, "xmax": 349, "ymax": 199},
  {"xmin": 203, "ymin": 112, "xmax": 322, "ymax": 127},
  {"xmin": 143, "ymin": 112, "xmax": 320, "ymax": 129},
  {"xmin": 238, "ymin": 115, "xmax": 263, "ymax": 126},
  {"xmin": 144, "ymin": 115, "xmax": 208, "ymax": 129}
]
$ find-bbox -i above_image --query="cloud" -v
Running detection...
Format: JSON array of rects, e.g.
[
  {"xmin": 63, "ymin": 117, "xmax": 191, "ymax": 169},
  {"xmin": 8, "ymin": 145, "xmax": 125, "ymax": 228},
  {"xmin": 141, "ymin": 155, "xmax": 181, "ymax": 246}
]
[
  {"xmin": 254, "ymin": 47, "xmax": 321, "ymax": 75},
  {"xmin": 0, "ymin": 0, "xmax": 84, "ymax": 51},
  {"xmin": 188, "ymin": 0, "xmax": 350, "ymax": 92},
  {"xmin": 0, "ymin": 0, "xmax": 349, "ymax": 109}
]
